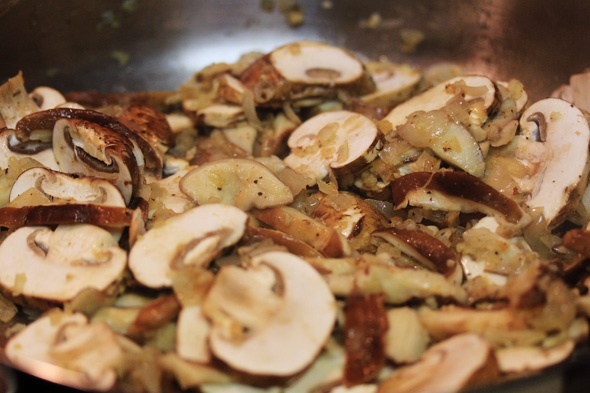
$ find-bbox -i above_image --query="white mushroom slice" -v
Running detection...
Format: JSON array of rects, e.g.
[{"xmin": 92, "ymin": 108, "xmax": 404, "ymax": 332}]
[
  {"xmin": 361, "ymin": 62, "xmax": 422, "ymax": 107},
  {"xmin": 240, "ymin": 41, "xmax": 375, "ymax": 105},
  {"xmin": 180, "ymin": 158, "xmax": 294, "ymax": 211},
  {"xmin": 198, "ymin": 104, "xmax": 245, "ymax": 128},
  {"xmin": 0, "ymin": 72, "xmax": 39, "ymax": 129},
  {"xmin": 9, "ymin": 167, "xmax": 125, "ymax": 207},
  {"xmin": 284, "ymin": 111, "xmax": 381, "ymax": 179},
  {"xmin": 5, "ymin": 310, "xmax": 123, "ymax": 392},
  {"xmin": 128, "ymin": 204, "xmax": 248, "ymax": 288},
  {"xmin": 176, "ymin": 305, "xmax": 211, "ymax": 363},
  {"xmin": 271, "ymin": 41, "xmax": 366, "ymax": 85},
  {"xmin": 0, "ymin": 225, "xmax": 126, "ymax": 302},
  {"xmin": 52, "ymin": 117, "xmax": 141, "ymax": 205},
  {"xmin": 384, "ymin": 75, "xmax": 498, "ymax": 131},
  {"xmin": 377, "ymin": 333, "xmax": 499, "ymax": 393},
  {"xmin": 495, "ymin": 340, "xmax": 575, "ymax": 374},
  {"xmin": 30, "ymin": 86, "xmax": 67, "ymax": 110},
  {"xmin": 206, "ymin": 250, "xmax": 337, "ymax": 376},
  {"xmin": 0, "ymin": 129, "xmax": 59, "ymax": 171},
  {"xmin": 519, "ymin": 98, "xmax": 590, "ymax": 227}
]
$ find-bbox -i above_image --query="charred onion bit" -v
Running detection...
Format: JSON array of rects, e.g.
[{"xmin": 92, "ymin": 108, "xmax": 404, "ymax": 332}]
[
  {"xmin": 0, "ymin": 204, "xmax": 133, "ymax": 228},
  {"xmin": 343, "ymin": 293, "xmax": 388, "ymax": 387},
  {"xmin": 392, "ymin": 171, "xmax": 529, "ymax": 229},
  {"xmin": 373, "ymin": 227, "xmax": 462, "ymax": 281},
  {"xmin": 240, "ymin": 41, "xmax": 375, "ymax": 106}
]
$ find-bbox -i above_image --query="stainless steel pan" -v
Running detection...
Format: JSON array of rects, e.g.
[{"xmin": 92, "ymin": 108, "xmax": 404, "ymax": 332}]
[{"xmin": 0, "ymin": 1, "xmax": 589, "ymax": 392}]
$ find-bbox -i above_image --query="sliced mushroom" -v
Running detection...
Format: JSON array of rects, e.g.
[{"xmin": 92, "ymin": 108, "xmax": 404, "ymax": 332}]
[
  {"xmin": 205, "ymin": 250, "xmax": 337, "ymax": 376},
  {"xmin": 5, "ymin": 309, "xmax": 123, "ymax": 392},
  {"xmin": 377, "ymin": 333, "xmax": 499, "ymax": 393},
  {"xmin": 284, "ymin": 110, "xmax": 381, "ymax": 179},
  {"xmin": 384, "ymin": 75, "xmax": 499, "ymax": 131},
  {"xmin": 519, "ymin": 98, "xmax": 590, "ymax": 228},
  {"xmin": 52, "ymin": 117, "xmax": 141, "ymax": 204},
  {"xmin": 343, "ymin": 293, "xmax": 388, "ymax": 386},
  {"xmin": 372, "ymin": 227, "xmax": 463, "ymax": 283},
  {"xmin": 240, "ymin": 41, "xmax": 375, "ymax": 106},
  {"xmin": 245, "ymin": 225, "xmax": 324, "ymax": 257},
  {"xmin": 180, "ymin": 158, "xmax": 293, "ymax": 211},
  {"xmin": 0, "ymin": 129, "xmax": 59, "ymax": 170},
  {"xmin": 252, "ymin": 205, "xmax": 350, "ymax": 258},
  {"xmin": 176, "ymin": 305, "xmax": 211, "ymax": 363},
  {"xmin": 128, "ymin": 204, "xmax": 248, "ymax": 288},
  {"xmin": 9, "ymin": 167, "xmax": 126, "ymax": 207},
  {"xmin": 30, "ymin": 86, "xmax": 67, "ymax": 110},
  {"xmin": 0, "ymin": 204, "xmax": 133, "ymax": 229},
  {"xmin": 0, "ymin": 224, "xmax": 127, "ymax": 302},
  {"xmin": 391, "ymin": 171, "xmax": 531, "ymax": 232},
  {"xmin": 361, "ymin": 61, "xmax": 422, "ymax": 108}
]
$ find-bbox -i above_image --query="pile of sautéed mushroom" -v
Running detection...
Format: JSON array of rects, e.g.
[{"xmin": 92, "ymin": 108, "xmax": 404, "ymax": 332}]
[{"xmin": 0, "ymin": 40, "xmax": 589, "ymax": 393}]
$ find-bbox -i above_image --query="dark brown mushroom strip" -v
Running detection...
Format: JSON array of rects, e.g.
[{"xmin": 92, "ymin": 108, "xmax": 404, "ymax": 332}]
[
  {"xmin": 343, "ymin": 293, "xmax": 388, "ymax": 386},
  {"xmin": 0, "ymin": 204, "xmax": 134, "ymax": 228},
  {"xmin": 391, "ymin": 171, "xmax": 529, "ymax": 228},
  {"xmin": 373, "ymin": 227, "xmax": 461, "ymax": 279}
]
